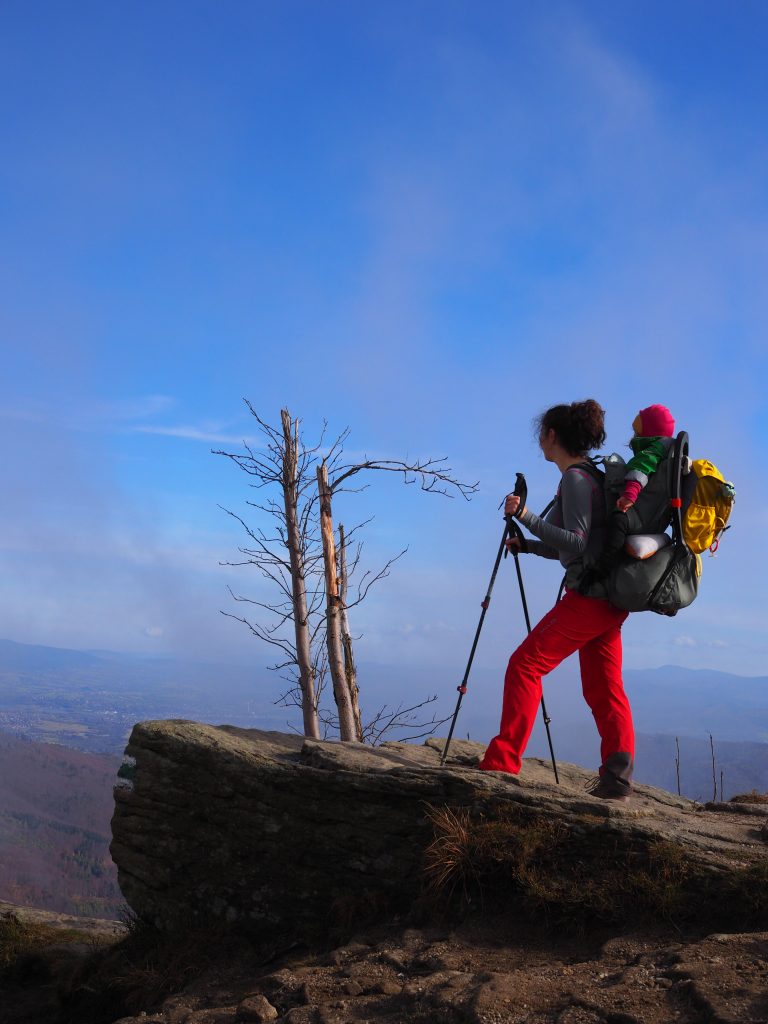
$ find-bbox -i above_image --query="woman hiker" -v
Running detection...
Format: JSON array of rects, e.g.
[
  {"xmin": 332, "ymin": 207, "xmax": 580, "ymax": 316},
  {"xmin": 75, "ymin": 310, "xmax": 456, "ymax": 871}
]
[{"xmin": 478, "ymin": 399, "xmax": 635, "ymax": 801}]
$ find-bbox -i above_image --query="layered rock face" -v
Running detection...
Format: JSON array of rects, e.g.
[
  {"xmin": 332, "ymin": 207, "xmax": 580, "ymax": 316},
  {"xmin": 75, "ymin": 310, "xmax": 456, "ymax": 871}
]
[{"xmin": 110, "ymin": 722, "xmax": 767, "ymax": 935}]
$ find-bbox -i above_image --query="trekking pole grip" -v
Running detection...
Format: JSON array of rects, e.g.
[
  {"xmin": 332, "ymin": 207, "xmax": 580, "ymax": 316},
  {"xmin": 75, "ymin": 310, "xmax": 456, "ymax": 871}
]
[
  {"xmin": 504, "ymin": 472, "xmax": 528, "ymax": 558},
  {"xmin": 513, "ymin": 472, "xmax": 527, "ymax": 516}
]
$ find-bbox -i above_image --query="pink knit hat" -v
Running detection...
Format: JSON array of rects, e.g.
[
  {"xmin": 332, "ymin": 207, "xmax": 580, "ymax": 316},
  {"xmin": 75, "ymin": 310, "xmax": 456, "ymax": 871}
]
[{"xmin": 638, "ymin": 404, "xmax": 675, "ymax": 438}]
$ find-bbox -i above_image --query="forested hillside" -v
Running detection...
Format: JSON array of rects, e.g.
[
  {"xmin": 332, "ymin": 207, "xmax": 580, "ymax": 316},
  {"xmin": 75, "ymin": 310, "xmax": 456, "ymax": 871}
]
[{"xmin": 0, "ymin": 731, "xmax": 122, "ymax": 918}]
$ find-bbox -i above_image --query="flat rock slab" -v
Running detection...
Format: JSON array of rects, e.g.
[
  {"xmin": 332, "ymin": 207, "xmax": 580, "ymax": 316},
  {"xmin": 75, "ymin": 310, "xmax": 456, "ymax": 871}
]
[
  {"xmin": 0, "ymin": 899, "xmax": 125, "ymax": 940},
  {"xmin": 111, "ymin": 723, "xmax": 768, "ymax": 934}
]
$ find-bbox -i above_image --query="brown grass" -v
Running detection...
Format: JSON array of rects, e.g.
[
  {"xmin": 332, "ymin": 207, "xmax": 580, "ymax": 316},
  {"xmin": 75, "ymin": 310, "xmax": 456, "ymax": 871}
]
[
  {"xmin": 423, "ymin": 806, "xmax": 476, "ymax": 897},
  {"xmin": 0, "ymin": 911, "xmax": 95, "ymax": 972},
  {"xmin": 730, "ymin": 790, "xmax": 768, "ymax": 804},
  {"xmin": 423, "ymin": 802, "xmax": 768, "ymax": 933}
]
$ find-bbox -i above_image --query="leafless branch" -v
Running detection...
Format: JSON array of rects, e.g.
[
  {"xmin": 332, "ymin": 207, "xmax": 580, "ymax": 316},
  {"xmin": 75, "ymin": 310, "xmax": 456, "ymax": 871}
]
[
  {"xmin": 346, "ymin": 548, "xmax": 408, "ymax": 609},
  {"xmin": 362, "ymin": 695, "xmax": 450, "ymax": 746},
  {"xmin": 276, "ymin": 686, "xmax": 303, "ymax": 710},
  {"xmin": 219, "ymin": 610, "xmax": 296, "ymax": 659},
  {"xmin": 331, "ymin": 456, "xmax": 478, "ymax": 500},
  {"xmin": 323, "ymin": 426, "xmax": 352, "ymax": 471}
]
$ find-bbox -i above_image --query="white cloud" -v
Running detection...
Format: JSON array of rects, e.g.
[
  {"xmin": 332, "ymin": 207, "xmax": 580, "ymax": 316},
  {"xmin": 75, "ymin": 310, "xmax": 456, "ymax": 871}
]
[
  {"xmin": 130, "ymin": 424, "xmax": 259, "ymax": 445},
  {"xmin": 0, "ymin": 394, "xmax": 178, "ymax": 431},
  {"xmin": 0, "ymin": 522, "xmax": 232, "ymax": 576},
  {"xmin": 144, "ymin": 626, "xmax": 164, "ymax": 638},
  {"xmin": 94, "ymin": 395, "xmax": 177, "ymax": 421},
  {"xmin": 563, "ymin": 18, "xmax": 655, "ymax": 130},
  {"xmin": 674, "ymin": 635, "xmax": 697, "ymax": 648}
]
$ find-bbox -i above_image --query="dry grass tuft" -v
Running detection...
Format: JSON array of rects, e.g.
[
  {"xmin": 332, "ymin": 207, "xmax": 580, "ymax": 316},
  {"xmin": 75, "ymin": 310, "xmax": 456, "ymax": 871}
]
[
  {"xmin": 730, "ymin": 790, "xmax": 768, "ymax": 804},
  {"xmin": 0, "ymin": 911, "xmax": 52, "ymax": 970},
  {"xmin": 423, "ymin": 805, "xmax": 476, "ymax": 896},
  {"xmin": 0, "ymin": 910, "xmax": 92, "ymax": 972}
]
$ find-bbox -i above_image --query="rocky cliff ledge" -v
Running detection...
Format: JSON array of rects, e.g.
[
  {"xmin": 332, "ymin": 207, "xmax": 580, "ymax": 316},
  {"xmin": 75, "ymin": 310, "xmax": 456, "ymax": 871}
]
[{"xmin": 111, "ymin": 722, "xmax": 768, "ymax": 938}]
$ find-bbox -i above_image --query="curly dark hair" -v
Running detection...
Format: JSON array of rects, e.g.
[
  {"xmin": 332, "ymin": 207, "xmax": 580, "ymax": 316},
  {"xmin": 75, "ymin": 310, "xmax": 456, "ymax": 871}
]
[{"xmin": 534, "ymin": 399, "xmax": 606, "ymax": 456}]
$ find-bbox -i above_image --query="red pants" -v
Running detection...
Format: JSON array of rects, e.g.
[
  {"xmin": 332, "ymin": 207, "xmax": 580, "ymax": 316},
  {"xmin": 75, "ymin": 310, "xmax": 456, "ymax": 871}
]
[{"xmin": 479, "ymin": 590, "xmax": 633, "ymax": 775}]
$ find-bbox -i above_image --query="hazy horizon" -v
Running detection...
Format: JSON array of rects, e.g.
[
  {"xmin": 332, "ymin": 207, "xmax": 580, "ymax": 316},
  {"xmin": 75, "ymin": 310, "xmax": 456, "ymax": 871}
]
[{"xmin": 2, "ymin": 633, "xmax": 767, "ymax": 803}]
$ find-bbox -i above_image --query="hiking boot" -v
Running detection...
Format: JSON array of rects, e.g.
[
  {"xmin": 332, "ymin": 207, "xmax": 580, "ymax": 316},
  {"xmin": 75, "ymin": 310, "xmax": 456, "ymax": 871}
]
[{"xmin": 585, "ymin": 775, "xmax": 632, "ymax": 803}]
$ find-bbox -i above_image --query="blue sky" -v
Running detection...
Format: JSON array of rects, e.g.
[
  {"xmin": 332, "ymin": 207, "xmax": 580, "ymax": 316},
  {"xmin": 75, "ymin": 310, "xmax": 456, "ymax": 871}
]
[{"xmin": 1, "ymin": 2, "xmax": 766, "ymax": 725}]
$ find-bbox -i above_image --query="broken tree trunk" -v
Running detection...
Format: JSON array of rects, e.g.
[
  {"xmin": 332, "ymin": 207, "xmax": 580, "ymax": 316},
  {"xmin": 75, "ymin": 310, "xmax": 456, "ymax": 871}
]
[
  {"xmin": 317, "ymin": 461, "xmax": 358, "ymax": 742},
  {"xmin": 338, "ymin": 523, "xmax": 363, "ymax": 742},
  {"xmin": 281, "ymin": 409, "xmax": 320, "ymax": 739}
]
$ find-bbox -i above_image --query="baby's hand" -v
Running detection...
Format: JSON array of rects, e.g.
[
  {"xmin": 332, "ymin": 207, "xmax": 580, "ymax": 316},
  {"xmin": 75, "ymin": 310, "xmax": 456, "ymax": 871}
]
[{"xmin": 616, "ymin": 497, "xmax": 634, "ymax": 513}]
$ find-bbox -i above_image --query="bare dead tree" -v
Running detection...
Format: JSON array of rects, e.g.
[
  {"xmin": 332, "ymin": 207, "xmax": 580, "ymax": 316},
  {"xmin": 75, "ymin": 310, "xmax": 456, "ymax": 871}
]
[
  {"xmin": 216, "ymin": 406, "xmax": 477, "ymax": 745},
  {"xmin": 315, "ymin": 445, "xmax": 478, "ymax": 741},
  {"xmin": 214, "ymin": 405, "xmax": 325, "ymax": 739}
]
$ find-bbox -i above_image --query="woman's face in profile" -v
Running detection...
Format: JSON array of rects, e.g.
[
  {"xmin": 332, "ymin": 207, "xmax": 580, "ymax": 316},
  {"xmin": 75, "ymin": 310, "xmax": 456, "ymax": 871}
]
[{"xmin": 539, "ymin": 427, "xmax": 557, "ymax": 462}]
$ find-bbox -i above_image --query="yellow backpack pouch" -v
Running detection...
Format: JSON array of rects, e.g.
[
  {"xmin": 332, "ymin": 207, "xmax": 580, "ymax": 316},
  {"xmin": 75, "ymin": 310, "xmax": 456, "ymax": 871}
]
[{"xmin": 683, "ymin": 460, "xmax": 733, "ymax": 554}]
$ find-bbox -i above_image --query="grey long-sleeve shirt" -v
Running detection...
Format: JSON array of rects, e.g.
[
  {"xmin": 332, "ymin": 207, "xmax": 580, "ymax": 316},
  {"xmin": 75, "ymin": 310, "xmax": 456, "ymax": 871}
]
[{"xmin": 518, "ymin": 465, "xmax": 606, "ymax": 587}]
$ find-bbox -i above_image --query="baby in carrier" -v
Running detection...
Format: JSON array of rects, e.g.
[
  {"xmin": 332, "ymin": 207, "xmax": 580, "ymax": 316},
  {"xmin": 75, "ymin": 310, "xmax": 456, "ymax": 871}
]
[
  {"xmin": 618, "ymin": 404, "xmax": 675, "ymax": 513},
  {"xmin": 583, "ymin": 404, "xmax": 675, "ymax": 588}
]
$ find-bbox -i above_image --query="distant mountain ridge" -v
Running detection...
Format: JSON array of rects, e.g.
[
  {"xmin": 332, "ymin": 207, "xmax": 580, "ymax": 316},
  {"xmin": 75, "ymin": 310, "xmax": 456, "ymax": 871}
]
[
  {"xmin": 0, "ymin": 637, "xmax": 108, "ymax": 672},
  {"xmin": 1, "ymin": 637, "xmax": 765, "ymax": 741},
  {"xmin": 0, "ymin": 636, "xmax": 283, "ymax": 755},
  {"xmin": 624, "ymin": 666, "xmax": 768, "ymax": 744}
]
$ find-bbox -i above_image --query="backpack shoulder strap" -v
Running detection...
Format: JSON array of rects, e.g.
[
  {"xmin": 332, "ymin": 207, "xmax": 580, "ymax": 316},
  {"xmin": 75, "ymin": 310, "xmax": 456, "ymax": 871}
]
[
  {"xmin": 539, "ymin": 460, "xmax": 605, "ymax": 519},
  {"xmin": 575, "ymin": 459, "xmax": 604, "ymax": 486}
]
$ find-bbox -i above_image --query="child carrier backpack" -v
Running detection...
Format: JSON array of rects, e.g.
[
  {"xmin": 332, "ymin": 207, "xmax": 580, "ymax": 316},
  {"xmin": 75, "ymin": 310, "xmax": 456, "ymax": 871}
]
[{"xmin": 580, "ymin": 433, "xmax": 732, "ymax": 616}]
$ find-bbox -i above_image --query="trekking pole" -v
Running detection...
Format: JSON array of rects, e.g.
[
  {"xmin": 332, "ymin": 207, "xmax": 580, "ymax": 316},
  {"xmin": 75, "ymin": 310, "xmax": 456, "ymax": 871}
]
[
  {"xmin": 504, "ymin": 479, "xmax": 560, "ymax": 785},
  {"xmin": 441, "ymin": 474, "xmax": 560, "ymax": 785},
  {"xmin": 439, "ymin": 513, "xmax": 512, "ymax": 765}
]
